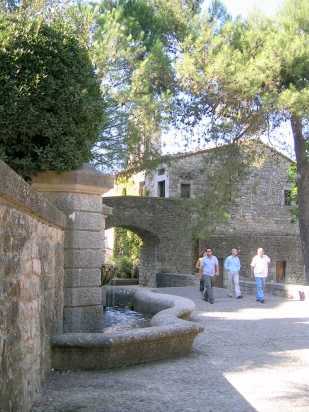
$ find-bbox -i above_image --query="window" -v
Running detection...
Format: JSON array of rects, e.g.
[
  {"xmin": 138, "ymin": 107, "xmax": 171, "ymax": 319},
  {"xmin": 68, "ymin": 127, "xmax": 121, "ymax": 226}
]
[
  {"xmin": 158, "ymin": 168, "xmax": 165, "ymax": 176},
  {"xmin": 158, "ymin": 180, "xmax": 165, "ymax": 197},
  {"xmin": 284, "ymin": 190, "xmax": 292, "ymax": 206},
  {"xmin": 139, "ymin": 181, "xmax": 145, "ymax": 196},
  {"xmin": 180, "ymin": 183, "xmax": 191, "ymax": 198}
]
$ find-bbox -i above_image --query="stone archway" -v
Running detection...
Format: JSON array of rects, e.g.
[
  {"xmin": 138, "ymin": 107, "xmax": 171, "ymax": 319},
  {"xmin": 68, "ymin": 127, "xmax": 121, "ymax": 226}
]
[
  {"xmin": 107, "ymin": 224, "xmax": 160, "ymax": 287},
  {"xmin": 103, "ymin": 196, "xmax": 195, "ymax": 287}
]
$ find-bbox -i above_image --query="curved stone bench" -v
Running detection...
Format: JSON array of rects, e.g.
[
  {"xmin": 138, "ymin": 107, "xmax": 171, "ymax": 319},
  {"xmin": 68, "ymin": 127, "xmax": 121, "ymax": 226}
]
[{"xmin": 51, "ymin": 287, "xmax": 203, "ymax": 370}]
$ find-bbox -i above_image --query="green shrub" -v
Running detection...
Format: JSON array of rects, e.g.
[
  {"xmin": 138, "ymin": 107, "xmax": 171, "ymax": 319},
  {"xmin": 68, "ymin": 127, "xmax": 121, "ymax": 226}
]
[
  {"xmin": 0, "ymin": 13, "xmax": 105, "ymax": 178},
  {"xmin": 114, "ymin": 256, "xmax": 134, "ymax": 278}
]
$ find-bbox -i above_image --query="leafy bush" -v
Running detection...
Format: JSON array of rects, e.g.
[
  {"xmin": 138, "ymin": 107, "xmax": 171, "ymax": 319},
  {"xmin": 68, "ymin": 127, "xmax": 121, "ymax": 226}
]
[
  {"xmin": 0, "ymin": 13, "xmax": 105, "ymax": 178},
  {"xmin": 113, "ymin": 227, "xmax": 142, "ymax": 265},
  {"xmin": 114, "ymin": 256, "xmax": 134, "ymax": 278}
]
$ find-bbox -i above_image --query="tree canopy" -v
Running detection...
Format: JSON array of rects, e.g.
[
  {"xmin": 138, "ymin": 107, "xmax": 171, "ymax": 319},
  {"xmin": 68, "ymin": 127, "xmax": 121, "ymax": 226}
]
[
  {"xmin": 0, "ymin": 10, "xmax": 105, "ymax": 178},
  {"xmin": 178, "ymin": 0, "xmax": 308, "ymax": 139},
  {"xmin": 1, "ymin": 0, "xmax": 309, "ymax": 280},
  {"xmin": 177, "ymin": 0, "xmax": 309, "ymax": 280},
  {"xmin": 92, "ymin": 0, "xmax": 202, "ymax": 171}
]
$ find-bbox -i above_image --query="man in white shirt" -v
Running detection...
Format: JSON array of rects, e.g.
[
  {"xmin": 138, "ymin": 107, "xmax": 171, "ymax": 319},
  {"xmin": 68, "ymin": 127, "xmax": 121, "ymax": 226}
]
[
  {"xmin": 200, "ymin": 248, "xmax": 219, "ymax": 304},
  {"xmin": 250, "ymin": 248, "xmax": 271, "ymax": 303}
]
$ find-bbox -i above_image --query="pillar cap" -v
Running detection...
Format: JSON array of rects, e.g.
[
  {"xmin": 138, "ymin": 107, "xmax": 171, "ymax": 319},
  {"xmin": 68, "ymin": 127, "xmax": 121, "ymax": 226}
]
[{"xmin": 32, "ymin": 164, "xmax": 114, "ymax": 196}]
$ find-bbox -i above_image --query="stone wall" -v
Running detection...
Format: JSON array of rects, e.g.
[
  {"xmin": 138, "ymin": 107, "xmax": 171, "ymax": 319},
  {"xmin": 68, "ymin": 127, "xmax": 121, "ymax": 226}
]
[
  {"xmin": 167, "ymin": 144, "xmax": 297, "ymax": 234},
  {"xmin": 104, "ymin": 143, "xmax": 304, "ymax": 285},
  {"xmin": 200, "ymin": 234, "xmax": 303, "ymax": 284},
  {"xmin": 0, "ymin": 161, "xmax": 66, "ymax": 412},
  {"xmin": 32, "ymin": 166, "xmax": 113, "ymax": 332},
  {"xmin": 104, "ymin": 196, "xmax": 194, "ymax": 286},
  {"xmin": 145, "ymin": 143, "xmax": 304, "ymax": 283}
]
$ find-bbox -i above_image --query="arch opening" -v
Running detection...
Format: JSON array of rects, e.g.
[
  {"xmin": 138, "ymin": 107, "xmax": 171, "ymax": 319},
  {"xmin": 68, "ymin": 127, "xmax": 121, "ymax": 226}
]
[{"xmin": 105, "ymin": 225, "xmax": 160, "ymax": 287}]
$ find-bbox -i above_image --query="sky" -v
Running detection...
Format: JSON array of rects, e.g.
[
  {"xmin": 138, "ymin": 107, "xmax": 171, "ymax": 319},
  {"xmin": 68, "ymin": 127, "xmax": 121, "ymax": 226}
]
[
  {"xmin": 211, "ymin": 0, "xmax": 284, "ymax": 18},
  {"xmin": 162, "ymin": 0, "xmax": 295, "ymax": 159}
]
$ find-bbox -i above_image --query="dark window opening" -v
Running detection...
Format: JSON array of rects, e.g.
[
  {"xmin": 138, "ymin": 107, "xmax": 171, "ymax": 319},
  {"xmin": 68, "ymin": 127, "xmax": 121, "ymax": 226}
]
[
  {"xmin": 276, "ymin": 261, "xmax": 286, "ymax": 282},
  {"xmin": 158, "ymin": 180, "xmax": 165, "ymax": 197},
  {"xmin": 139, "ymin": 181, "xmax": 145, "ymax": 196},
  {"xmin": 284, "ymin": 190, "xmax": 292, "ymax": 206},
  {"xmin": 158, "ymin": 168, "xmax": 165, "ymax": 175},
  {"xmin": 180, "ymin": 183, "xmax": 191, "ymax": 198}
]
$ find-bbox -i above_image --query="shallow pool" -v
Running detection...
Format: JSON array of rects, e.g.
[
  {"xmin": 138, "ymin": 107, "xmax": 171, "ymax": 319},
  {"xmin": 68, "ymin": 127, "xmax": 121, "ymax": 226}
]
[{"xmin": 102, "ymin": 307, "xmax": 150, "ymax": 335}]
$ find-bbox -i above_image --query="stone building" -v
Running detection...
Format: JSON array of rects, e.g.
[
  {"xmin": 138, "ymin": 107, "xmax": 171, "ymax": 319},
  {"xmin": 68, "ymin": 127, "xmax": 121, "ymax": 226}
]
[{"xmin": 113, "ymin": 141, "xmax": 304, "ymax": 285}]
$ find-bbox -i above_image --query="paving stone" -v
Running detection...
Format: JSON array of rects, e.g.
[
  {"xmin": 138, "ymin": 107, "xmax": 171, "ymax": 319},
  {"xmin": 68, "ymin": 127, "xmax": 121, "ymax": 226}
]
[{"xmin": 33, "ymin": 286, "xmax": 309, "ymax": 412}]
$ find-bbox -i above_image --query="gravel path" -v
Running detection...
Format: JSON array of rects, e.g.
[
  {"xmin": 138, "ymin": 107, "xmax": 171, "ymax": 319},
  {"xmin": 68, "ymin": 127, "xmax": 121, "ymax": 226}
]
[{"xmin": 32, "ymin": 287, "xmax": 309, "ymax": 412}]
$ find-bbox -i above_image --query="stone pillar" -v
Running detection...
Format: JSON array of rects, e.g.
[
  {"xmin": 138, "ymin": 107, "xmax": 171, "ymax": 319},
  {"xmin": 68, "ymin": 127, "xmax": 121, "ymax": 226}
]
[{"xmin": 32, "ymin": 165, "xmax": 113, "ymax": 332}]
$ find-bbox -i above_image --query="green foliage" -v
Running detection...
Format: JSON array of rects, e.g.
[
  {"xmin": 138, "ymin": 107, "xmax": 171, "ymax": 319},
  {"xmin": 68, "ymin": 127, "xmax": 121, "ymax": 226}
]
[
  {"xmin": 177, "ymin": 0, "xmax": 309, "ymax": 281},
  {"xmin": 113, "ymin": 227, "xmax": 142, "ymax": 276},
  {"xmin": 0, "ymin": 12, "xmax": 105, "ymax": 178},
  {"xmin": 114, "ymin": 255, "xmax": 134, "ymax": 278},
  {"xmin": 288, "ymin": 163, "xmax": 299, "ymax": 221},
  {"xmin": 177, "ymin": 0, "xmax": 309, "ymax": 140},
  {"xmin": 207, "ymin": 0, "xmax": 231, "ymax": 31},
  {"xmin": 93, "ymin": 0, "xmax": 201, "ymax": 172}
]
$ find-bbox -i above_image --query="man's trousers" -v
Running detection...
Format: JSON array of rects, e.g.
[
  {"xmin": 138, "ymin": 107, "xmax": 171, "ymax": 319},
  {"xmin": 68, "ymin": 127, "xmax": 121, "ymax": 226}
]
[
  {"xmin": 227, "ymin": 271, "xmax": 241, "ymax": 298},
  {"xmin": 203, "ymin": 275, "xmax": 214, "ymax": 303}
]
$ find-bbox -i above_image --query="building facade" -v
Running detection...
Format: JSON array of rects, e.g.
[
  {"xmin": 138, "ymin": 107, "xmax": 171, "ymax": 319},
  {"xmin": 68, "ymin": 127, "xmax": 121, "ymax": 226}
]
[{"xmin": 115, "ymin": 142, "xmax": 304, "ymax": 284}]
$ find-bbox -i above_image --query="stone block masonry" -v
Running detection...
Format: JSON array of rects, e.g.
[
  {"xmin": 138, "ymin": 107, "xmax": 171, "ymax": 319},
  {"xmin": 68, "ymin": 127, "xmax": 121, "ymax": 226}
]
[
  {"xmin": 0, "ymin": 160, "xmax": 66, "ymax": 412},
  {"xmin": 51, "ymin": 287, "xmax": 203, "ymax": 370},
  {"xmin": 144, "ymin": 143, "xmax": 304, "ymax": 284},
  {"xmin": 104, "ymin": 196, "xmax": 194, "ymax": 287},
  {"xmin": 32, "ymin": 165, "xmax": 113, "ymax": 332}
]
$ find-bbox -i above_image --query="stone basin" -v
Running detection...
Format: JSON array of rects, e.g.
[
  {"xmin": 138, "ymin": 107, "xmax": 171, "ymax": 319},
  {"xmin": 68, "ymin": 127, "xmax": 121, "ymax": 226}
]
[{"xmin": 51, "ymin": 287, "xmax": 203, "ymax": 370}]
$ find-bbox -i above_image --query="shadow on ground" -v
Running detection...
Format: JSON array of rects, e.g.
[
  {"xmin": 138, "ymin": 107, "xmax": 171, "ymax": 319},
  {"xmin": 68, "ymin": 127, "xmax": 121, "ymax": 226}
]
[{"xmin": 32, "ymin": 287, "xmax": 309, "ymax": 412}]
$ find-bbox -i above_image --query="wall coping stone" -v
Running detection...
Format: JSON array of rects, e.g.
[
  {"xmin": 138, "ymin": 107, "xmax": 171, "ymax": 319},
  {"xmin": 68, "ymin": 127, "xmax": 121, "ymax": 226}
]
[
  {"xmin": 52, "ymin": 288, "xmax": 202, "ymax": 347},
  {"xmin": 0, "ymin": 160, "xmax": 66, "ymax": 228},
  {"xmin": 103, "ymin": 195, "xmax": 184, "ymax": 203},
  {"xmin": 32, "ymin": 165, "xmax": 114, "ymax": 196},
  {"xmin": 51, "ymin": 287, "xmax": 203, "ymax": 369},
  {"xmin": 240, "ymin": 279, "xmax": 309, "ymax": 299}
]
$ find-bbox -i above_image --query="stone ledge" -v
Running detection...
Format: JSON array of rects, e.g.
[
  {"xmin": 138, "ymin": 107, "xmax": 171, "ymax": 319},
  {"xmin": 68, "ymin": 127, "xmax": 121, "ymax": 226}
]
[
  {"xmin": 156, "ymin": 273, "xmax": 196, "ymax": 288},
  {"xmin": 240, "ymin": 279, "xmax": 308, "ymax": 300},
  {"xmin": 32, "ymin": 166, "xmax": 114, "ymax": 196},
  {"xmin": 0, "ymin": 161, "xmax": 66, "ymax": 228},
  {"xmin": 109, "ymin": 278, "xmax": 139, "ymax": 286},
  {"xmin": 51, "ymin": 287, "xmax": 203, "ymax": 370}
]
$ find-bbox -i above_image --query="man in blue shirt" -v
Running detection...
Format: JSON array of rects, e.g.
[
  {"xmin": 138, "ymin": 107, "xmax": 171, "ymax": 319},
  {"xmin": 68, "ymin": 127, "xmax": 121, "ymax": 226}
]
[
  {"xmin": 200, "ymin": 248, "xmax": 219, "ymax": 304},
  {"xmin": 224, "ymin": 248, "xmax": 242, "ymax": 299}
]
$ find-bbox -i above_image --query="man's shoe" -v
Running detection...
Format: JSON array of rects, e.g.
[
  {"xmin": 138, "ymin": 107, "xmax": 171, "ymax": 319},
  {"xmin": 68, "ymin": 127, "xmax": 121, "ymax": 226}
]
[
  {"xmin": 256, "ymin": 299, "xmax": 260, "ymax": 302},
  {"xmin": 228, "ymin": 294, "xmax": 233, "ymax": 298},
  {"xmin": 260, "ymin": 299, "xmax": 265, "ymax": 303},
  {"xmin": 237, "ymin": 295, "xmax": 243, "ymax": 299}
]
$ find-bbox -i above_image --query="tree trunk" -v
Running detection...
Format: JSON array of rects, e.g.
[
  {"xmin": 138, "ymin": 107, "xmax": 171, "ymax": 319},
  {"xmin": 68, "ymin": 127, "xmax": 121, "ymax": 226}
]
[{"xmin": 291, "ymin": 115, "xmax": 309, "ymax": 284}]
